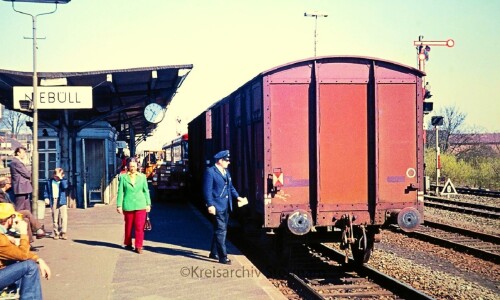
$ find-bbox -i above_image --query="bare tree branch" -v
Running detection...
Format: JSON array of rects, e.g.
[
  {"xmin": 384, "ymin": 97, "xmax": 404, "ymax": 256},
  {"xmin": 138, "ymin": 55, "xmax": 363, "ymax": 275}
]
[
  {"xmin": 440, "ymin": 106, "xmax": 467, "ymax": 152},
  {"xmin": 0, "ymin": 107, "xmax": 30, "ymax": 138}
]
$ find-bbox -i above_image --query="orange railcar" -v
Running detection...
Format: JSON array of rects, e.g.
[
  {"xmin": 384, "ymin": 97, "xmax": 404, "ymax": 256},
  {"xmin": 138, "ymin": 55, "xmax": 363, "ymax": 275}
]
[{"xmin": 188, "ymin": 56, "xmax": 426, "ymax": 264}]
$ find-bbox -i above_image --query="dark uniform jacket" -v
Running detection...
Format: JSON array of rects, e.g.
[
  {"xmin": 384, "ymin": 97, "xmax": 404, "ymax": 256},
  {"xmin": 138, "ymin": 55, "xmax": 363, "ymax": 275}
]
[{"xmin": 202, "ymin": 166, "xmax": 239, "ymax": 212}]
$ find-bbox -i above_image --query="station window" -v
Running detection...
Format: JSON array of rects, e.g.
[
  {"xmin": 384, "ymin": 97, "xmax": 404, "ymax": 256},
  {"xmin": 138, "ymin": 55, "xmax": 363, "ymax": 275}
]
[{"xmin": 38, "ymin": 138, "xmax": 59, "ymax": 181}]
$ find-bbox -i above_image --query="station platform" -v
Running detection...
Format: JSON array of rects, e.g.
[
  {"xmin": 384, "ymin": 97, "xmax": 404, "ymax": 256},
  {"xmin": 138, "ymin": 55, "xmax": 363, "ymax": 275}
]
[{"xmin": 32, "ymin": 200, "xmax": 286, "ymax": 300}]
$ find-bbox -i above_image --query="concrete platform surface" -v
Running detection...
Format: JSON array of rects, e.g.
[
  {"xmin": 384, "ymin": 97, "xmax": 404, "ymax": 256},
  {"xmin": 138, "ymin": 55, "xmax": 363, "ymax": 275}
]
[{"xmin": 32, "ymin": 201, "xmax": 286, "ymax": 300}]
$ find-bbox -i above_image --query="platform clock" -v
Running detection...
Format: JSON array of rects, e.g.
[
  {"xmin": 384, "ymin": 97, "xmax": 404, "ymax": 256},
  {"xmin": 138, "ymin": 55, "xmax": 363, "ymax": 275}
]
[{"xmin": 144, "ymin": 103, "xmax": 165, "ymax": 124}]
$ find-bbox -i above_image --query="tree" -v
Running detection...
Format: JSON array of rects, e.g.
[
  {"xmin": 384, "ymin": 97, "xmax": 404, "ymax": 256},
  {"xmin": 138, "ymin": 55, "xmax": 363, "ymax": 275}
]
[
  {"xmin": 426, "ymin": 105, "xmax": 471, "ymax": 152},
  {"xmin": 0, "ymin": 106, "xmax": 30, "ymax": 138},
  {"xmin": 440, "ymin": 105, "xmax": 467, "ymax": 152}
]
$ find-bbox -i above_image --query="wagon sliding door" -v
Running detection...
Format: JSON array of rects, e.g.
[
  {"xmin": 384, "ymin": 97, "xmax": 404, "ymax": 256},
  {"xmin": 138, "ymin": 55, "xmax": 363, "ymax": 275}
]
[
  {"xmin": 264, "ymin": 82, "xmax": 310, "ymax": 227},
  {"xmin": 317, "ymin": 83, "xmax": 370, "ymax": 225},
  {"xmin": 377, "ymin": 84, "xmax": 418, "ymax": 205}
]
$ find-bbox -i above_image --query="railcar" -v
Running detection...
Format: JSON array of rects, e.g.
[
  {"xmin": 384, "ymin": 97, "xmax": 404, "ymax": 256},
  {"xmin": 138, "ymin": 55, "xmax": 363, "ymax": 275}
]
[
  {"xmin": 153, "ymin": 134, "xmax": 189, "ymax": 200},
  {"xmin": 188, "ymin": 56, "xmax": 426, "ymax": 264}
]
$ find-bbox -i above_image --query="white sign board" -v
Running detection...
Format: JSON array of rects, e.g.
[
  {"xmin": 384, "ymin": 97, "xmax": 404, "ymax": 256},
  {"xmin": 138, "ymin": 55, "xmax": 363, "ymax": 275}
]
[
  {"xmin": 441, "ymin": 178, "xmax": 458, "ymax": 195},
  {"xmin": 116, "ymin": 141, "xmax": 127, "ymax": 148},
  {"xmin": 13, "ymin": 86, "xmax": 93, "ymax": 109}
]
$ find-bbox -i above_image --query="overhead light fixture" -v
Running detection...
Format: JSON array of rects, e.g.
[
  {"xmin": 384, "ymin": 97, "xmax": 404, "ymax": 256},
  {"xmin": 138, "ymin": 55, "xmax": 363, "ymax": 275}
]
[{"xmin": 304, "ymin": 11, "xmax": 328, "ymax": 17}]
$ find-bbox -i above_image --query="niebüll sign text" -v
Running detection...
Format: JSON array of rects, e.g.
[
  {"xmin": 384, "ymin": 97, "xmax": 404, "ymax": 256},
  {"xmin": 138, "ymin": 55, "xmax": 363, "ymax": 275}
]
[{"xmin": 13, "ymin": 86, "xmax": 92, "ymax": 109}]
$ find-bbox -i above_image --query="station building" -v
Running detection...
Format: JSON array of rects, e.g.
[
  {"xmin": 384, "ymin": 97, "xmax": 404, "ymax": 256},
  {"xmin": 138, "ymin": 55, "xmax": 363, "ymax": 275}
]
[{"xmin": 0, "ymin": 65, "xmax": 192, "ymax": 209}]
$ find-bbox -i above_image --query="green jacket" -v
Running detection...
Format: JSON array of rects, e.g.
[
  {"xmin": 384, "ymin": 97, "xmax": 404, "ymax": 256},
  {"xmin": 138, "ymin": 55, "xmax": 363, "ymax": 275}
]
[{"xmin": 116, "ymin": 173, "xmax": 151, "ymax": 211}]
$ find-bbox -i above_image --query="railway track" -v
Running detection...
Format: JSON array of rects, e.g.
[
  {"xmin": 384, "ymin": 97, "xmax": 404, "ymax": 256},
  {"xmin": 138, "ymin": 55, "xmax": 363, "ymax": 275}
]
[
  {"xmin": 430, "ymin": 185, "xmax": 500, "ymax": 198},
  {"xmin": 228, "ymin": 226, "xmax": 434, "ymax": 299},
  {"xmin": 424, "ymin": 195, "xmax": 500, "ymax": 219},
  {"xmin": 392, "ymin": 220, "xmax": 500, "ymax": 264},
  {"xmin": 455, "ymin": 187, "xmax": 500, "ymax": 198},
  {"xmin": 284, "ymin": 244, "xmax": 432, "ymax": 300}
]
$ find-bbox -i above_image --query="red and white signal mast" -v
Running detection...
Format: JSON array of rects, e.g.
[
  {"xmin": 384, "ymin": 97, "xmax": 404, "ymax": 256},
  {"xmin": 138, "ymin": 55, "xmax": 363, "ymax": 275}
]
[
  {"xmin": 414, "ymin": 36, "xmax": 454, "ymax": 194},
  {"xmin": 414, "ymin": 36, "xmax": 455, "ymax": 73}
]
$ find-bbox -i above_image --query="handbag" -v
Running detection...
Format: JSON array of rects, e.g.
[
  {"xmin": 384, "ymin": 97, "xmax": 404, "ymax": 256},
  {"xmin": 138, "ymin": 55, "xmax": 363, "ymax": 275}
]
[{"xmin": 144, "ymin": 213, "xmax": 152, "ymax": 231}]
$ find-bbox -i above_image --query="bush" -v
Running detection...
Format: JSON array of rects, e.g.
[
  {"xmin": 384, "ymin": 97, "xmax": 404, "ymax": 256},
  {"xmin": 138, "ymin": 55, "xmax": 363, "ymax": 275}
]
[
  {"xmin": 471, "ymin": 158, "xmax": 500, "ymax": 190},
  {"xmin": 424, "ymin": 148, "xmax": 499, "ymax": 190}
]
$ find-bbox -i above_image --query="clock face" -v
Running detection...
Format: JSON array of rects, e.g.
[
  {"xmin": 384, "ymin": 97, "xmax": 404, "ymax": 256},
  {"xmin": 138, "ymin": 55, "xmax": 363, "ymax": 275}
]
[{"xmin": 144, "ymin": 103, "xmax": 165, "ymax": 124}]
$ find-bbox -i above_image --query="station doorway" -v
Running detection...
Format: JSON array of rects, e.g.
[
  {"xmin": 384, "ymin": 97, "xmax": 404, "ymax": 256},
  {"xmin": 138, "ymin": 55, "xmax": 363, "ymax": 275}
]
[{"xmin": 82, "ymin": 139, "xmax": 106, "ymax": 207}]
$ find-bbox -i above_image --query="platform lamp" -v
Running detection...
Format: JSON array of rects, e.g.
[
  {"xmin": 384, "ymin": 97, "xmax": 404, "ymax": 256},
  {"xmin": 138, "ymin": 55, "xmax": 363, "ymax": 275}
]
[
  {"xmin": 304, "ymin": 11, "xmax": 328, "ymax": 57},
  {"xmin": 3, "ymin": 0, "xmax": 71, "ymax": 218},
  {"xmin": 431, "ymin": 116, "xmax": 444, "ymax": 195}
]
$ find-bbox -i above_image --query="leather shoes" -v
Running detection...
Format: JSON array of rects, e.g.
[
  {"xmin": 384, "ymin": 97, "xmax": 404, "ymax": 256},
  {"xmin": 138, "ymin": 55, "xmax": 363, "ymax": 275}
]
[
  {"xmin": 36, "ymin": 229, "xmax": 50, "ymax": 239},
  {"xmin": 208, "ymin": 253, "xmax": 219, "ymax": 260},
  {"xmin": 219, "ymin": 258, "xmax": 231, "ymax": 265},
  {"xmin": 135, "ymin": 248, "xmax": 143, "ymax": 254}
]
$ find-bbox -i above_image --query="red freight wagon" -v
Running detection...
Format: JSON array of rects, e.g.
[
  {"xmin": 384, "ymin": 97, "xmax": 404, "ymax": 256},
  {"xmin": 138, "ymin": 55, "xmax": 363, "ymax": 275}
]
[{"xmin": 188, "ymin": 56, "xmax": 426, "ymax": 264}]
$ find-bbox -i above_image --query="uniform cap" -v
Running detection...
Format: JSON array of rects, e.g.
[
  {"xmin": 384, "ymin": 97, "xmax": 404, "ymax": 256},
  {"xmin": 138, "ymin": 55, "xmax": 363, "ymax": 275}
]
[
  {"xmin": 0, "ymin": 203, "xmax": 16, "ymax": 220},
  {"xmin": 214, "ymin": 150, "xmax": 230, "ymax": 161}
]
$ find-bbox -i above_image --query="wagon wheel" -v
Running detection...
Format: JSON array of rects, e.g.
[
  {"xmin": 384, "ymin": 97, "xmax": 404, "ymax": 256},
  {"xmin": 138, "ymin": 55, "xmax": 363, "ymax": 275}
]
[{"xmin": 350, "ymin": 226, "xmax": 374, "ymax": 265}]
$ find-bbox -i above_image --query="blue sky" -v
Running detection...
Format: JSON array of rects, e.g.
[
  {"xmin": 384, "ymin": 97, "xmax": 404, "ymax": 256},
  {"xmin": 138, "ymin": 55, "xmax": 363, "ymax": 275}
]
[{"xmin": 1, "ymin": 0, "xmax": 498, "ymax": 150}]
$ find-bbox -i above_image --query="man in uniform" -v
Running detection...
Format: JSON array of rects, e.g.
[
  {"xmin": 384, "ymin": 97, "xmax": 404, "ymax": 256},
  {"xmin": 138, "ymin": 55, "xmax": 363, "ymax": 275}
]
[{"xmin": 202, "ymin": 150, "xmax": 245, "ymax": 264}]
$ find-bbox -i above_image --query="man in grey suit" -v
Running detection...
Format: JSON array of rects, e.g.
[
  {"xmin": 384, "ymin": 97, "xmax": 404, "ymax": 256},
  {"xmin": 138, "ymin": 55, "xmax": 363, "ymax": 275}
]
[{"xmin": 10, "ymin": 147, "xmax": 33, "ymax": 212}]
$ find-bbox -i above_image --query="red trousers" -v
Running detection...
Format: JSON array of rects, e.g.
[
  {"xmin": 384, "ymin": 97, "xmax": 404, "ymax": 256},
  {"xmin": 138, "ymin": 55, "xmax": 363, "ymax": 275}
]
[{"xmin": 123, "ymin": 209, "xmax": 147, "ymax": 249}]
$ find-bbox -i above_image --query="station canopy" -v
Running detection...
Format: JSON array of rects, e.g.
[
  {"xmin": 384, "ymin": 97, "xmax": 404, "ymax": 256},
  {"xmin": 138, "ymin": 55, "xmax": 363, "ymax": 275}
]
[{"xmin": 0, "ymin": 64, "xmax": 193, "ymax": 143}]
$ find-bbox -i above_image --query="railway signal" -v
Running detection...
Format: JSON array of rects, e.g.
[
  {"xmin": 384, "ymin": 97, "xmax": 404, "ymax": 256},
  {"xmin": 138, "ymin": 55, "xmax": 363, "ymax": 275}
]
[
  {"xmin": 423, "ymin": 82, "xmax": 433, "ymax": 114},
  {"xmin": 432, "ymin": 116, "xmax": 444, "ymax": 195},
  {"xmin": 413, "ymin": 36, "xmax": 455, "ymax": 72},
  {"xmin": 414, "ymin": 36, "xmax": 454, "ymax": 184},
  {"xmin": 413, "ymin": 36, "xmax": 454, "ymax": 114}
]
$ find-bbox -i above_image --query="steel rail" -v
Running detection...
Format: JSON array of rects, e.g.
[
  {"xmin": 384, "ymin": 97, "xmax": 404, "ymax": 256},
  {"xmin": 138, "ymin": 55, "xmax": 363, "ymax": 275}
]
[
  {"xmin": 430, "ymin": 185, "xmax": 500, "ymax": 198},
  {"xmin": 424, "ymin": 197, "xmax": 500, "ymax": 219},
  {"xmin": 309, "ymin": 244, "xmax": 435, "ymax": 300},
  {"xmin": 425, "ymin": 196, "xmax": 500, "ymax": 212},
  {"xmin": 391, "ymin": 222, "xmax": 500, "ymax": 264},
  {"xmin": 287, "ymin": 273, "xmax": 325, "ymax": 300},
  {"xmin": 424, "ymin": 220, "xmax": 500, "ymax": 244},
  {"xmin": 456, "ymin": 187, "xmax": 500, "ymax": 198}
]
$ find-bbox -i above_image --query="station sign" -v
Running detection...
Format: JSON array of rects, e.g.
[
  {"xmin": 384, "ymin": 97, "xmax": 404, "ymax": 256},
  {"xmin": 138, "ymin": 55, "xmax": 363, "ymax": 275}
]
[{"xmin": 13, "ymin": 86, "xmax": 93, "ymax": 109}]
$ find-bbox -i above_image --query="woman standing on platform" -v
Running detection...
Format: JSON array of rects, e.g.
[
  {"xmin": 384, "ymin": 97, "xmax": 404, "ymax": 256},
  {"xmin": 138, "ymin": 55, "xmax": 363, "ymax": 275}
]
[{"xmin": 116, "ymin": 158, "xmax": 151, "ymax": 254}]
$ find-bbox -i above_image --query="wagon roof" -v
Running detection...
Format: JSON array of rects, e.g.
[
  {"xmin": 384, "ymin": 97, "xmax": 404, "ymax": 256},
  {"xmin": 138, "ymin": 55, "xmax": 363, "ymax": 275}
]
[{"xmin": 259, "ymin": 55, "xmax": 425, "ymax": 77}]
